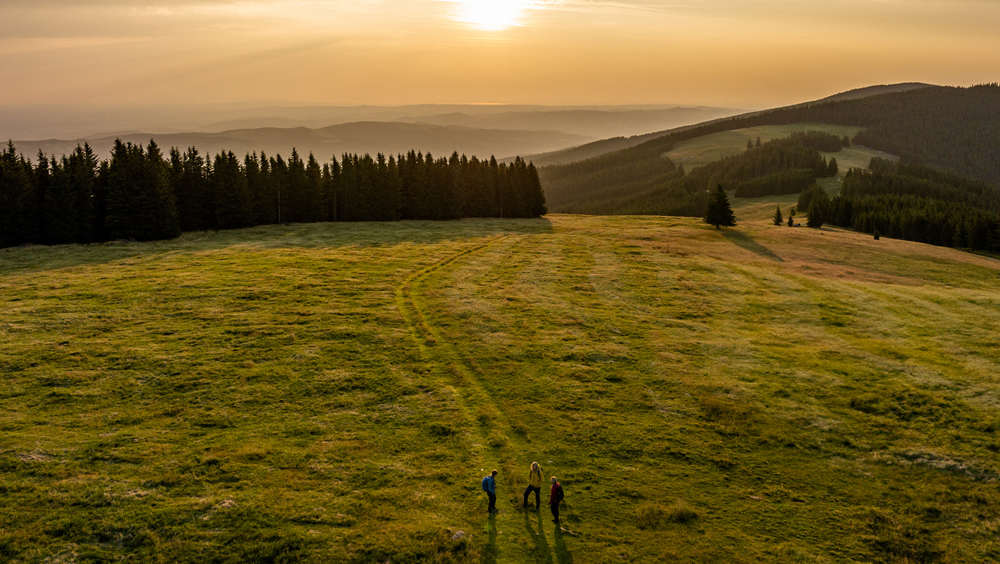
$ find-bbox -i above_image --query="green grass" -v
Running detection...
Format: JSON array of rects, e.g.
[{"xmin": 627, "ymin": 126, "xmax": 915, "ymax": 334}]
[{"xmin": 3, "ymin": 216, "xmax": 1000, "ymax": 562}]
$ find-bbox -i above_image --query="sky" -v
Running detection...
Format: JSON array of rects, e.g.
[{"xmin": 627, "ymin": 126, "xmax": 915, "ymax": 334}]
[{"xmin": 1, "ymin": 0, "xmax": 999, "ymax": 109}]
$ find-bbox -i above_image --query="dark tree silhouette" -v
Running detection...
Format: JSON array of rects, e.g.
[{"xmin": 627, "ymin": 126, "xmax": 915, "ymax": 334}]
[
  {"xmin": 1, "ymin": 139, "xmax": 548, "ymax": 249},
  {"xmin": 704, "ymin": 185, "xmax": 736, "ymax": 229},
  {"xmin": 807, "ymin": 200, "xmax": 825, "ymax": 228}
]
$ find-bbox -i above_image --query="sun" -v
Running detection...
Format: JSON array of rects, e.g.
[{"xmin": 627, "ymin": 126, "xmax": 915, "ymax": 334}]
[{"xmin": 452, "ymin": 0, "xmax": 535, "ymax": 31}]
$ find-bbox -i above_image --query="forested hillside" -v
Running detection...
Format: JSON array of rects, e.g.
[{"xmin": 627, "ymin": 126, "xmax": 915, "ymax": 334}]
[
  {"xmin": 820, "ymin": 158, "xmax": 1000, "ymax": 251},
  {"xmin": 539, "ymin": 84, "xmax": 1000, "ymax": 214},
  {"xmin": 543, "ymin": 131, "xmax": 841, "ymax": 215},
  {"xmin": 0, "ymin": 141, "xmax": 545, "ymax": 248}
]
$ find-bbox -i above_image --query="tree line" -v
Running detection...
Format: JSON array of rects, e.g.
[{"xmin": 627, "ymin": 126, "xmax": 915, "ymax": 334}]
[
  {"xmin": 0, "ymin": 140, "xmax": 547, "ymax": 248},
  {"xmin": 794, "ymin": 158, "xmax": 1000, "ymax": 251}
]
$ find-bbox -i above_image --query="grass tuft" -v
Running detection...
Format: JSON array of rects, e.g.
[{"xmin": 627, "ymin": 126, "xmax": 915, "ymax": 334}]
[{"xmin": 635, "ymin": 500, "xmax": 699, "ymax": 529}]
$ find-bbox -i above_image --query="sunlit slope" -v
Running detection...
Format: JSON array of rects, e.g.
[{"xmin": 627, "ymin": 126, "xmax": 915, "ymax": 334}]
[
  {"xmin": 2, "ymin": 216, "xmax": 1000, "ymax": 562},
  {"xmin": 539, "ymin": 84, "xmax": 1000, "ymax": 215}
]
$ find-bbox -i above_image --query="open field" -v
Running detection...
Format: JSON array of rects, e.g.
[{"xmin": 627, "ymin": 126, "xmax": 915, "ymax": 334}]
[{"xmin": 3, "ymin": 216, "xmax": 1000, "ymax": 563}]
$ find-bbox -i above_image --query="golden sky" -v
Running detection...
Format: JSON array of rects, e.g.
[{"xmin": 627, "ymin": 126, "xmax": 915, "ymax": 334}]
[{"xmin": 1, "ymin": 0, "xmax": 999, "ymax": 108}]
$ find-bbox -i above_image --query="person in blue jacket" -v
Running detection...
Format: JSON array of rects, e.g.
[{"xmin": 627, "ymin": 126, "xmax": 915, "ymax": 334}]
[{"xmin": 482, "ymin": 469, "xmax": 498, "ymax": 514}]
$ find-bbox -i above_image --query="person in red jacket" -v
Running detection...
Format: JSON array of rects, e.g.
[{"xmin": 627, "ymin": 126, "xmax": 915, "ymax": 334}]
[{"xmin": 549, "ymin": 476, "xmax": 564, "ymax": 524}]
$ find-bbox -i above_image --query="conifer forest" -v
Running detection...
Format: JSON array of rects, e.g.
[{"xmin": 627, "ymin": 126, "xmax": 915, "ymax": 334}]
[{"xmin": 0, "ymin": 141, "xmax": 547, "ymax": 248}]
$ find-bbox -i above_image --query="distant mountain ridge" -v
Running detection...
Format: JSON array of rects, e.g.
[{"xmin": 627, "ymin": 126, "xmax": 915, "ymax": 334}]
[
  {"xmin": 13, "ymin": 121, "xmax": 593, "ymax": 162},
  {"xmin": 0, "ymin": 103, "xmax": 736, "ymax": 143},
  {"xmin": 390, "ymin": 106, "xmax": 739, "ymax": 139}
]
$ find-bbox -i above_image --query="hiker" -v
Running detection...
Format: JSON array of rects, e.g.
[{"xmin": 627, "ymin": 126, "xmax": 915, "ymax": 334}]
[
  {"xmin": 523, "ymin": 461, "xmax": 543, "ymax": 509},
  {"xmin": 549, "ymin": 476, "xmax": 564, "ymax": 524},
  {"xmin": 482, "ymin": 469, "xmax": 498, "ymax": 514}
]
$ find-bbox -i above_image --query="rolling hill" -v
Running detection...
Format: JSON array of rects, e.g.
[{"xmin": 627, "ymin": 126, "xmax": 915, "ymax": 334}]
[
  {"xmin": 539, "ymin": 84, "xmax": 1000, "ymax": 214},
  {"xmin": 391, "ymin": 106, "xmax": 740, "ymax": 140},
  {"xmin": 526, "ymin": 83, "xmax": 931, "ymax": 168}
]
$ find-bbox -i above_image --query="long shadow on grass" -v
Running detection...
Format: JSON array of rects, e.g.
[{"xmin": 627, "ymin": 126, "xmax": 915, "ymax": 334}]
[
  {"xmin": 524, "ymin": 509, "xmax": 554, "ymax": 563},
  {"xmin": 0, "ymin": 218, "xmax": 555, "ymax": 274},
  {"xmin": 719, "ymin": 229, "xmax": 783, "ymax": 262},
  {"xmin": 554, "ymin": 527, "xmax": 574, "ymax": 564},
  {"xmin": 482, "ymin": 514, "xmax": 499, "ymax": 564}
]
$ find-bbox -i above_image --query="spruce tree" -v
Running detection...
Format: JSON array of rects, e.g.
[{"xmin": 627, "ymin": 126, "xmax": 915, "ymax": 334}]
[
  {"xmin": 92, "ymin": 160, "xmax": 109, "ymax": 242},
  {"xmin": 34, "ymin": 151, "xmax": 51, "ymax": 243},
  {"xmin": 270, "ymin": 154, "xmax": 288, "ymax": 224},
  {"xmin": 747, "ymin": 139, "xmax": 754, "ymax": 151},
  {"xmin": 285, "ymin": 149, "xmax": 308, "ymax": 223},
  {"xmin": 828, "ymin": 157, "xmax": 839, "ymax": 176},
  {"xmin": 170, "ymin": 147, "xmax": 207, "ymax": 232},
  {"xmin": 385, "ymin": 155, "xmax": 402, "ymax": 220},
  {"xmin": 70, "ymin": 144, "xmax": 98, "ymax": 243},
  {"xmin": 105, "ymin": 140, "xmax": 179, "ymax": 241},
  {"xmin": 326, "ymin": 157, "xmax": 340, "ymax": 222},
  {"xmin": 807, "ymin": 199, "xmax": 825, "ymax": 228},
  {"xmin": 44, "ymin": 153, "xmax": 82, "ymax": 245},
  {"xmin": 304, "ymin": 153, "xmax": 325, "ymax": 222},
  {"xmin": 0, "ymin": 141, "xmax": 36, "ymax": 248},
  {"xmin": 527, "ymin": 162, "xmax": 547, "ymax": 217},
  {"xmin": 773, "ymin": 206, "xmax": 783, "ymax": 226},
  {"xmin": 211, "ymin": 151, "xmax": 253, "ymax": 230},
  {"xmin": 704, "ymin": 185, "xmax": 736, "ymax": 229}
]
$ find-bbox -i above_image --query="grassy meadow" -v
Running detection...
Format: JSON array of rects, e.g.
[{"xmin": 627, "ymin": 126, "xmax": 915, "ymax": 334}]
[{"xmin": 2, "ymin": 215, "xmax": 1000, "ymax": 563}]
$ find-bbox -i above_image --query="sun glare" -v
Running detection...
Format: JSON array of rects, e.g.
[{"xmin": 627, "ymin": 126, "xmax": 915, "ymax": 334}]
[{"xmin": 453, "ymin": 0, "xmax": 535, "ymax": 31}]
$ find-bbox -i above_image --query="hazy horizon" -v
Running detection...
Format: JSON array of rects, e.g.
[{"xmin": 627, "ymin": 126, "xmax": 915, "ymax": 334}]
[{"xmin": 2, "ymin": 0, "xmax": 998, "ymax": 111}]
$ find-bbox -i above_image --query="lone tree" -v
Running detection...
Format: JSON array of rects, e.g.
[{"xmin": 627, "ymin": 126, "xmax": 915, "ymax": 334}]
[
  {"xmin": 828, "ymin": 157, "xmax": 839, "ymax": 176},
  {"xmin": 746, "ymin": 139, "xmax": 754, "ymax": 151},
  {"xmin": 773, "ymin": 206, "xmax": 783, "ymax": 226},
  {"xmin": 704, "ymin": 185, "xmax": 736, "ymax": 229}
]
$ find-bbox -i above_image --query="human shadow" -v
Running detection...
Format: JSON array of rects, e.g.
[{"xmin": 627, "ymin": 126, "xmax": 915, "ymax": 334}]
[
  {"xmin": 554, "ymin": 525, "xmax": 574, "ymax": 564},
  {"xmin": 719, "ymin": 229, "xmax": 784, "ymax": 262},
  {"xmin": 524, "ymin": 508, "xmax": 553, "ymax": 563},
  {"xmin": 481, "ymin": 513, "xmax": 498, "ymax": 564}
]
